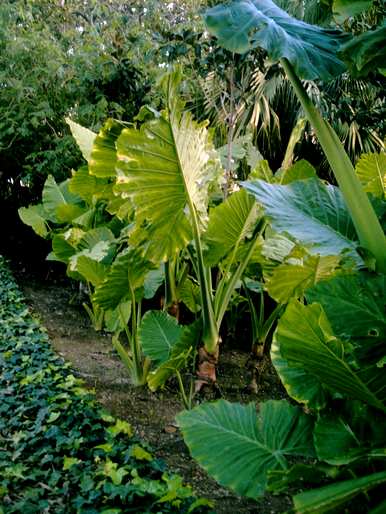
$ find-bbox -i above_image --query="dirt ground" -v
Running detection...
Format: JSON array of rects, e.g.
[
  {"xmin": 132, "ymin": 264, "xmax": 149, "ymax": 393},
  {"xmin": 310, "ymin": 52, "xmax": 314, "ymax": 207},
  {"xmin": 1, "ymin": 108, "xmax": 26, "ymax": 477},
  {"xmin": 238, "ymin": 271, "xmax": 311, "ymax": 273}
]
[{"xmin": 17, "ymin": 269, "xmax": 291, "ymax": 514}]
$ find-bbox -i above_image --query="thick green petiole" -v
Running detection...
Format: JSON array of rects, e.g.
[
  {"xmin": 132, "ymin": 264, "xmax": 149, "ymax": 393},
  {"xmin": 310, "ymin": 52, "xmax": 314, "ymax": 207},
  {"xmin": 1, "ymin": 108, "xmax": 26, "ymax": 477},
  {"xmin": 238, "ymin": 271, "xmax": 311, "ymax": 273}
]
[{"xmin": 281, "ymin": 58, "xmax": 386, "ymax": 272}]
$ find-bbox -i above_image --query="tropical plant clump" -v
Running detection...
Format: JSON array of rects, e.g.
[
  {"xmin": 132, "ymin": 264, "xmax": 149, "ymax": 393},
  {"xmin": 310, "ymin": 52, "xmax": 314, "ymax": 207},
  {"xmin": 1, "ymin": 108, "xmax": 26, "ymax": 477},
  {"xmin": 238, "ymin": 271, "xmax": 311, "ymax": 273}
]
[{"xmin": 0, "ymin": 256, "xmax": 211, "ymax": 513}]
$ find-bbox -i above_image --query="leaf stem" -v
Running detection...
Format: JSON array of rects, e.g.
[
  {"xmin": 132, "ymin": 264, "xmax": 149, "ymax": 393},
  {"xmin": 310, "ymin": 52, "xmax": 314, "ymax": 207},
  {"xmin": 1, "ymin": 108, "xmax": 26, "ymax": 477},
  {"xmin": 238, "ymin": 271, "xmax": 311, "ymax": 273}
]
[{"xmin": 281, "ymin": 58, "xmax": 386, "ymax": 272}]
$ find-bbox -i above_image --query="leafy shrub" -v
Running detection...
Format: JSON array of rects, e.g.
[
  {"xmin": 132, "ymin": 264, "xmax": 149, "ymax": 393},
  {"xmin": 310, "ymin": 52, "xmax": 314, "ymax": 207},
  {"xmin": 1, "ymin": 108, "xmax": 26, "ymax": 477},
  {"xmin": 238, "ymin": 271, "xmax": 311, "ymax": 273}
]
[{"xmin": 0, "ymin": 256, "xmax": 211, "ymax": 513}]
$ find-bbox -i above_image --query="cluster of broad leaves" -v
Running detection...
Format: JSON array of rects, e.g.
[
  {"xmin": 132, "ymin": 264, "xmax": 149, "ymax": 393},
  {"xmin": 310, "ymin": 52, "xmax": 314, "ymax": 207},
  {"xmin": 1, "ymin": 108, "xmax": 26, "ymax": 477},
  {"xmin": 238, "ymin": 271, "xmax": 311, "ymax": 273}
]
[
  {"xmin": 20, "ymin": 68, "xmax": 385, "ymax": 389},
  {"xmin": 19, "ymin": 57, "xmax": 386, "ymax": 509},
  {"xmin": 177, "ymin": 1, "xmax": 386, "ymax": 511},
  {"xmin": 178, "ymin": 157, "xmax": 386, "ymax": 513}
]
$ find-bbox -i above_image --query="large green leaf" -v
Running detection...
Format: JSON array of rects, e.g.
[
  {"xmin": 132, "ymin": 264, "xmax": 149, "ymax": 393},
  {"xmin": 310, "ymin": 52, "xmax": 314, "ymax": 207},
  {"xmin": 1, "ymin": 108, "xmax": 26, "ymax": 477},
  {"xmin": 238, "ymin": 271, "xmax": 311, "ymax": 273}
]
[
  {"xmin": 18, "ymin": 204, "xmax": 49, "ymax": 238},
  {"xmin": 274, "ymin": 300, "xmax": 385, "ymax": 411},
  {"xmin": 66, "ymin": 118, "xmax": 96, "ymax": 162},
  {"xmin": 115, "ymin": 70, "xmax": 217, "ymax": 262},
  {"xmin": 293, "ymin": 471, "xmax": 386, "ymax": 513},
  {"xmin": 147, "ymin": 321, "xmax": 200, "ymax": 391},
  {"xmin": 271, "ymin": 331, "xmax": 327, "ymax": 410},
  {"xmin": 93, "ymin": 249, "xmax": 150, "ymax": 310},
  {"xmin": 203, "ymin": 189, "xmax": 261, "ymax": 266},
  {"xmin": 139, "ymin": 311, "xmax": 182, "ymax": 365},
  {"xmin": 355, "ymin": 153, "xmax": 386, "ymax": 199},
  {"xmin": 177, "ymin": 399, "xmax": 314, "ymax": 499},
  {"xmin": 204, "ymin": 0, "xmax": 349, "ymax": 80},
  {"xmin": 243, "ymin": 178, "xmax": 361, "ymax": 262},
  {"xmin": 306, "ymin": 273, "xmax": 386, "ymax": 342},
  {"xmin": 89, "ymin": 118, "xmax": 125, "ymax": 178}
]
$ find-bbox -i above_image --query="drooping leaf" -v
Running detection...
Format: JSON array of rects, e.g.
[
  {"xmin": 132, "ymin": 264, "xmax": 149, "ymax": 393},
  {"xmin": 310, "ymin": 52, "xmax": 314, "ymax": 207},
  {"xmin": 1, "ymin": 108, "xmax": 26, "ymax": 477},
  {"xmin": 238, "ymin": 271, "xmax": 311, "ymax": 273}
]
[
  {"xmin": 89, "ymin": 118, "xmax": 126, "ymax": 178},
  {"xmin": 51, "ymin": 234, "xmax": 77, "ymax": 263},
  {"xmin": 274, "ymin": 300, "xmax": 385, "ymax": 411},
  {"xmin": 66, "ymin": 118, "xmax": 96, "ymax": 162},
  {"xmin": 104, "ymin": 301, "xmax": 131, "ymax": 333},
  {"xmin": 355, "ymin": 153, "xmax": 386, "ymax": 199},
  {"xmin": 177, "ymin": 399, "xmax": 314, "ymax": 499},
  {"xmin": 271, "ymin": 331, "xmax": 327, "ymax": 410},
  {"xmin": 178, "ymin": 277, "xmax": 201, "ymax": 313},
  {"xmin": 70, "ymin": 255, "xmax": 108, "ymax": 286},
  {"xmin": 204, "ymin": 189, "xmax": 261, "ymax": 266},
  {"xmin": 18, "ymin": 204, "xmax": 49, "ymax": 238},
  {"xmin": 243, "ymin": 178, "xmax": 361, "ymax": 262},
  {"xmin": 293, "ymin": 471, "xmax": 386, "ymax": 513},
  {"xmin": 204, "ymin": 0, "xmax": 350, "ymax": 80},
  {"xmin": 139, "ymin": 310, "xmax": 182, "ymax": 365},
  {"xmin": 68, "ymin": 167, "xmax": 97, "ymax": 203},
  {"xmin": 115, "ymin": 70, "xmax": 217, "ymax": 262}
]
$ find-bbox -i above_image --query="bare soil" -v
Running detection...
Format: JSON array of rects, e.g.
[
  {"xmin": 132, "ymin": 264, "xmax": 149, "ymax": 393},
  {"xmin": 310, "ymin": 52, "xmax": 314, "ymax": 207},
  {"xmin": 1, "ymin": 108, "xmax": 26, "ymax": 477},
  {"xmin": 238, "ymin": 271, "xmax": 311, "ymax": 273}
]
[{"xmin": 17, "ymin": 271, "xmax": 291, "ymax": 514}]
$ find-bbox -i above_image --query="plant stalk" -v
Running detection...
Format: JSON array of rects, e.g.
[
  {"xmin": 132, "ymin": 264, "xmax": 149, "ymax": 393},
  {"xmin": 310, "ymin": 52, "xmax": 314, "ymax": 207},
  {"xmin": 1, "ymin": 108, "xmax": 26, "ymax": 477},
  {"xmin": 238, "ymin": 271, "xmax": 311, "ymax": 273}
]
[{"xmin": 281, "ymin": 58, "xmax": 386, "ymax": 272}]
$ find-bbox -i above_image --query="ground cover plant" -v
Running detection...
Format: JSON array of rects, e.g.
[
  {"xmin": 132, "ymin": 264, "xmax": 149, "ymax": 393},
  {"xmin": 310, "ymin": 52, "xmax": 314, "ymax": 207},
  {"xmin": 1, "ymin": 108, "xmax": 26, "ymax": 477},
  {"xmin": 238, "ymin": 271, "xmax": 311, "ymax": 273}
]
[{"xmin": 0, "ymin": 256, "xmax": 211, "ymax": 513}]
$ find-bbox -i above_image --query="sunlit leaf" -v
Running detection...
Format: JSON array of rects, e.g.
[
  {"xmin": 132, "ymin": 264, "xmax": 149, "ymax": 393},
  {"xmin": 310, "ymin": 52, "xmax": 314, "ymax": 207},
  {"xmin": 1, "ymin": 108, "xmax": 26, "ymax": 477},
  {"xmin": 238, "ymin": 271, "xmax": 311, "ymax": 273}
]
[
  {"xmin": 243, "ymin": 178, "xmax": 361, "ymax": 262},
  {"xmin": 355, "ymin": 153, "xmax": 386, "ymax": 199},
  {"xmin": 66, "ymin": 118, "xmax": 96, "ymax": 162}
]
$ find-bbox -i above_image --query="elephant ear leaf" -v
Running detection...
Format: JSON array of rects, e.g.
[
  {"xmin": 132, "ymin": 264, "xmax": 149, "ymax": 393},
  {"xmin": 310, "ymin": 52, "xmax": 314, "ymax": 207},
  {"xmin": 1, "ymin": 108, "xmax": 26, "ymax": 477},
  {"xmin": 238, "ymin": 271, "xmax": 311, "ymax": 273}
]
[
  {"xmin": 115, "ymin": 69, "xmax": 218, "ymax": 262},
  {"xmin": 274, "ymin": 300, "xmax": 386, "ymax": 411},
  {"xmin": 141, "ymin": 316, "xmax": 200, "ymax": 392},
  {"xmin": 139, "ymin": 311, "xmax": 182, "ymax": 365},
  {"xmin": 243, "ymin": 178, "xmax": 361, "ymax": 263},
  {"xmin": 177, "ymin": 399, "xmax": 314, "ymax": 499},
  {"xmin": 204, "ymin": 189, "xmax": 261, "ymax": 266},
  {"xmin": 204, "ymin": 0, "xmax": 349, "ymax": 80},
  {"xmin": 93, "ymin": 249, "xmax": 150, "ymax": 310}
]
